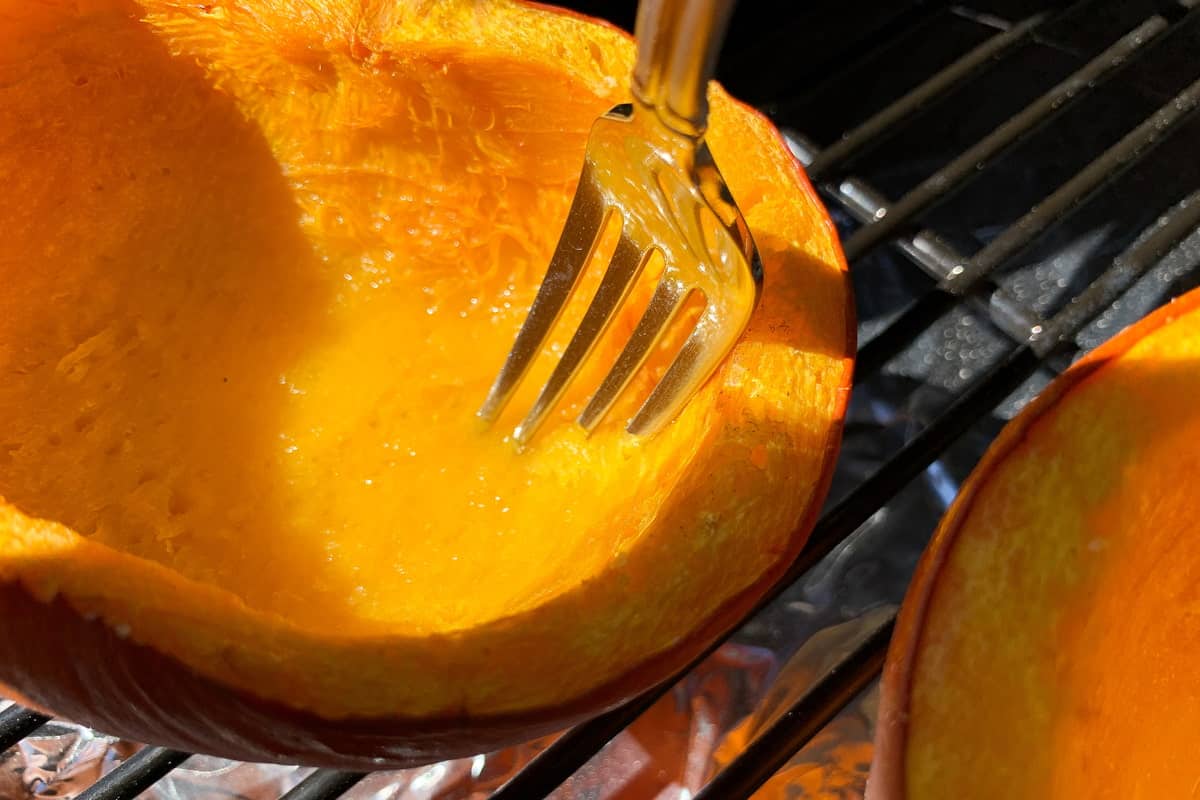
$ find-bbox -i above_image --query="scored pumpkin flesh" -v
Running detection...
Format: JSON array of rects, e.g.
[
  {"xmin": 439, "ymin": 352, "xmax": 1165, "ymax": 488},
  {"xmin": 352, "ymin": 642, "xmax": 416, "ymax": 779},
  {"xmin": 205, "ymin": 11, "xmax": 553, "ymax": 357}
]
[{"xmin": 0, "ymin": 0, "xmax": 851, "ymax": 723}]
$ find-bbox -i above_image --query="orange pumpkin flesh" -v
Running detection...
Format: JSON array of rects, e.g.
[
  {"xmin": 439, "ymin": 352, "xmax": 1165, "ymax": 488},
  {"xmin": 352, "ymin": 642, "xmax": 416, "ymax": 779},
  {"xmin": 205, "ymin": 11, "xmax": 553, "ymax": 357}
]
[
  {"xmin": 0, "ymin": 0, "xmax": 853, "ymax": 767},
  {"xmin": 870, "ymin": 288, "xmax": 1200, "ymax": 799}
]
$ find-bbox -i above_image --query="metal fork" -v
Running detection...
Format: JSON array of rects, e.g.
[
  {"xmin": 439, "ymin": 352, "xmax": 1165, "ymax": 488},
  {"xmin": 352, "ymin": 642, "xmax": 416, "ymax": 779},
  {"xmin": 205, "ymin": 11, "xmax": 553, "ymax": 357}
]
[{"xmin": 477, "ymin": 0, "xmax": 762, "ymax": 446}]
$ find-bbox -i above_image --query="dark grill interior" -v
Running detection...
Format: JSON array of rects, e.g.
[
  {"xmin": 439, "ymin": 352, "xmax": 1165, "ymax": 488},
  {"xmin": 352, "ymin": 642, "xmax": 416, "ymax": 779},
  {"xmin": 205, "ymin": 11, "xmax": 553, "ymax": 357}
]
[{"xmin": 4, "ymin": 0, "xmax": 1200, "ymax": 797}]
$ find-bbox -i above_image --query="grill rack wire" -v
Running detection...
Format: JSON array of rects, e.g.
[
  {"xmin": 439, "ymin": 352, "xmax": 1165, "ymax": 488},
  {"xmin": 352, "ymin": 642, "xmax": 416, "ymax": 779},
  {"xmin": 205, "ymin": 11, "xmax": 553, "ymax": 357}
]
[{"xmin": 5, "ymin": 1, "xmax": 1200, "ymax": 798}]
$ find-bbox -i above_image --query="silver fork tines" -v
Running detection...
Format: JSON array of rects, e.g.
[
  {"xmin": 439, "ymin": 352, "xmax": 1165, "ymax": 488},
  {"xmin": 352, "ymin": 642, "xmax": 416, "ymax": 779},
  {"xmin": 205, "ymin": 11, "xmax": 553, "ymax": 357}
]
[{"xmin": 477, "ymin": 0, "xmax": 760, "ymax": 447}]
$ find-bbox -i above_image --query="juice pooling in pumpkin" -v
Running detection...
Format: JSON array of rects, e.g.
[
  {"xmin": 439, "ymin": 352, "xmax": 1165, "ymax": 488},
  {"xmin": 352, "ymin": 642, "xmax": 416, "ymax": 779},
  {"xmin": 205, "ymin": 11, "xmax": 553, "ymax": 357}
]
[{"xmin": 0, "ymin": 0, "xmax": 853, "ymax": 767}]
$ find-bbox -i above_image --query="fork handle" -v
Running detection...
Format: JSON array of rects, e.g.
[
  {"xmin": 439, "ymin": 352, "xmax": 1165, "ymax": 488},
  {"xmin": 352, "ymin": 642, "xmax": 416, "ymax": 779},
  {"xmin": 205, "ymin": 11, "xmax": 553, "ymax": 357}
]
[{"xmin": 631, "ymin": 0, "xmax": 737, "ymax": 138}]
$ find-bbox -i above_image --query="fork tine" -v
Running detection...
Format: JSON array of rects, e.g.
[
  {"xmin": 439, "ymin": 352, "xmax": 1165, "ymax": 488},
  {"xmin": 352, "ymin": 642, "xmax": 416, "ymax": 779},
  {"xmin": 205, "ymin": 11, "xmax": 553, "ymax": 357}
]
[
  {"xmin": 577, "ymin": 278, "xmax": 688, "ymax": 434},
  {"xmin": 513, "ymin": 232, "xmax": 650, "ymax": 446},
  {"xmin": 477, "ymin": 169, "xmax": 609, "ymax": 423},
  {"xmin": 626, "ymin": 300, "xmax": 740, "ymax": 436}
]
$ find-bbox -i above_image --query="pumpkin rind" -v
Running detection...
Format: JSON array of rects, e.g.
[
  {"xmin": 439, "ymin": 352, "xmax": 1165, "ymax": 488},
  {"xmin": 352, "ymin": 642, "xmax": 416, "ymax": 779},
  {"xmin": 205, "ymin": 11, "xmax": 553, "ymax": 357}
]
[{"xmin": 0, "ymin": 0, "xmax": 853, "ymax": 765}]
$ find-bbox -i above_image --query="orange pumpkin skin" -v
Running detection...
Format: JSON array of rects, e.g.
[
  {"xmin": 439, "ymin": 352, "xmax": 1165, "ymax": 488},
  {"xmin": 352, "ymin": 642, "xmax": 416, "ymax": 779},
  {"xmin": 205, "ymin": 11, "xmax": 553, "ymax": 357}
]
[
  {"xmin": 0, "ymin": 0, "xmax": 853, "ymax": 767},
  {"xmin": 869, "ymin": 288, "xmax": 1200, "ymax": 799}
]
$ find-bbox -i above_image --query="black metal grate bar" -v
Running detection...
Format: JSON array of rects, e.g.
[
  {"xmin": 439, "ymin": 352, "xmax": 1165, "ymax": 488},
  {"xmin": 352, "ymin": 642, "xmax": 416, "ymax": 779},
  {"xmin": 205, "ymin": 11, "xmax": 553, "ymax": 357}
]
[
  {"xmin": 842, "ymin": 75, "xmax": 1200, "ymax": 373},
  {"xmin": 490, "ymin": 693, "xmax": 663, "ymax": 799},
  {"xmin": 792, "ymin": 145, "xmax": 957, "ymax": 280},
  {"xmin": 691, "ymin": 196, "xmax": 1200, "ymax": 799},
  {"xmin": 783, "ymin": 346, "xmax": 1042, "ymax": 583},
  {"xmin": 841, "ymin": 11, "xmax": 1177, "ymax": 260},
  {"xmin": 795, "ymin": 136, "xmax": 1043, "ymax": 345},
  {"xmin": 75, "ymin": 747, "xmax": 191, "ymax": 800},
  {"xmin": 803, "ymin": 12, "xmax": 1049, "ymax": 181},
  {"xmin": 0, "ymin": 706, "xmax": 50, "ymax": 752},
  {"xmin": 951, "ymin": 76, "xmax": 1200, "ymax": 288},
  {"xmin": 1035, "ymin": 191, "xmax": 1200, "ymax": 352},
  {"xmin": 692, "ymin": 614, "xmax": 895, "ymax": 800},
  {"xmin": 279, "ymin": 770, "xmax": 366, "ymax": 800}
]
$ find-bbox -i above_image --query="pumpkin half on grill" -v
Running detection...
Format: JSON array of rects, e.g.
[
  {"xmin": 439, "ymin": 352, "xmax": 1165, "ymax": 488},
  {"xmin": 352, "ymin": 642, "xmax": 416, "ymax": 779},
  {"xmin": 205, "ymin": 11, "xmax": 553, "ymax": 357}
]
[{"xmin": 0, "ymin": 0, "xmax": 854, "ymax": 767}]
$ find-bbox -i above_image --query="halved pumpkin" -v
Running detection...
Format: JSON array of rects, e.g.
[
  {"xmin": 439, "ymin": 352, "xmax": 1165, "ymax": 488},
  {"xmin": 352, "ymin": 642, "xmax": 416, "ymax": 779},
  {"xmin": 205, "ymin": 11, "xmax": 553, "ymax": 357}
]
[
  {"xmin": 869, "ymin": 287, "xmax": 1200, "ymax": 798},
  {"xmin": 0, "ymin": 0, "xmax": 853, "ymax": 768}
]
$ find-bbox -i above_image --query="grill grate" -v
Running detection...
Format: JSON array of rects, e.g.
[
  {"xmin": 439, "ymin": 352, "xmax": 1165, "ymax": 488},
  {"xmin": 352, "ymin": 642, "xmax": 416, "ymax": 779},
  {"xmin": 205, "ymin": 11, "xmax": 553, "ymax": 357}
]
[
  {"xmin": 279, "ymin": 771, "xmax": 366, "ymax": 800},
  {"xmin": 4, "ymin": 1, "xmax": 1200, "ymax": 798},
  {"xmin": 75, "ymin": 748, "xmax": 191, "ymax": 800},
  {"xmin": 0, "ymin": 707, "xmax": 50, "ymax": 753}
]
